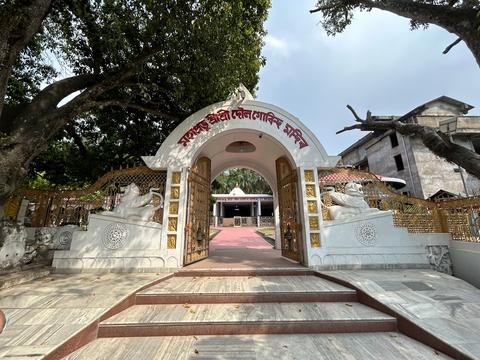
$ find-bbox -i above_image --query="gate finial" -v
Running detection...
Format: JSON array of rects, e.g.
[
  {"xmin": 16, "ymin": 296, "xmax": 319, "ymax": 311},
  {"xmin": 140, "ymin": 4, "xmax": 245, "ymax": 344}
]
[{"xmin": 227, "ymin": 84, "xmax": 254, "ymax": 102}]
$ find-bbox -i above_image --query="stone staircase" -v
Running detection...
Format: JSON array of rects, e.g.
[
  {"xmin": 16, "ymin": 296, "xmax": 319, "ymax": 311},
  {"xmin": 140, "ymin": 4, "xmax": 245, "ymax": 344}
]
[{"xmin": 64, "ymin": 269, "xmax": 450, "ymax": 359}]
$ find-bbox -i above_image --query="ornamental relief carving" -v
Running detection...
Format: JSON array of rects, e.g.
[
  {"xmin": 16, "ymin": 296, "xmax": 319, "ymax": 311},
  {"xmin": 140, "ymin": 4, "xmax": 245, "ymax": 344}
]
[
  {"xmin": 426, "ymin": 245, "xmax": 453, "ymax": 275},
  {"xmin": 306, "ymin": 185, "xmax": 316, "ymax": 198},
  {"xmin": 304, "ymin": 170, "xmax": 314, "ymax": 183},
  {"xmin": 102, "ymin": 223, "xmax": 128, "ymax": 250},
  {"xmin": 169, "ymin": 202, "xmax": 179, "ymax": 215},
  {"xmin": 307, "ymin": 200, "xmax": 318, "ymax": 214},
  {"xmin": 310, "ymin": 233, "xmax": 321, "ymax": 248},
  {"xmin": 53, "ymin": 227, "xmax": 74, "ymax": 250},
  {"xmin": 168, "ymin": 217, "xmax": 178, "ymax": 231},
  {"xmin": 170, "ymin": 186, "xmax": 180, "ymax": 199},
  {"xmin": 355, "ymin": 222, "xmax": 377, "ymax": 246},
  {"xmin": 171, "ymin": 171, "xmax": 181, "ymax": 184},
  {"xmin": 309, "ymin": 216, "xmax": 319, "ymax": 230},
  {"xmin": 167, "ymin": 235, "xmax": 177, "ymax": 249}
]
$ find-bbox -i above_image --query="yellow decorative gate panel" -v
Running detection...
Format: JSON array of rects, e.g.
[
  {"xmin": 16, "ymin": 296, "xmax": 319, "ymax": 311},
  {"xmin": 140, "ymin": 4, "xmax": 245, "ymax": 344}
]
[
  {"xmin": 276, "ymin": 157, "xmax": 303, "ymax": 262},
  {"xmin": 184, "ymin": 157, "xmax": 211, "ymax": 265}
]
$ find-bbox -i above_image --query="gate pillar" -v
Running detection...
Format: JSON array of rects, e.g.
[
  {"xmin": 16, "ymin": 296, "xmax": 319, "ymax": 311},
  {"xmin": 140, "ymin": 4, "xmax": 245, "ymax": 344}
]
[
  {"xmin": 297, "ymin": 167, "xmax": 323, "ymax": 267},
  {"xmin": 160, "ymin": 167, "xmax": 189, "ymax": 268}
]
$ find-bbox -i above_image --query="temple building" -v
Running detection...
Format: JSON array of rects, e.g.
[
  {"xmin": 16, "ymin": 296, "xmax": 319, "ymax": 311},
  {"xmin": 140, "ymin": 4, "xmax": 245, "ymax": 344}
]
[{"xmin": 211, "ymin": 186, "xmax": 274, "ymax": 227}]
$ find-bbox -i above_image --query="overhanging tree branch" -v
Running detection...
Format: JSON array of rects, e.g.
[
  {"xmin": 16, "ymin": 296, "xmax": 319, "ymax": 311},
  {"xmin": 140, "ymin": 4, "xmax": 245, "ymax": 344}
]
[
  {"xmin": 0, "ymin": 0, "xmax": 53, "ymax": 119},
  {"xmin": 93, "ymin": 100, "xmax": 179, "ymax": 121},
  {"xmin": 338, "ymin": 105, "xmax": 480, "ymax": 179},
  {"xmin": 310, "ymin": 0, "xmax": 480, "ymax": 67},
  {"xmin": 443, "ymin": 37, "xmax": 462, "ymax": 54}
]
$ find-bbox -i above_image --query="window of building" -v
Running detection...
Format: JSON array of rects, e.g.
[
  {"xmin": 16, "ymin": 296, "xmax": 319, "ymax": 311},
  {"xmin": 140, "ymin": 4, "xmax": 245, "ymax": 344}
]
[
  {"xmin": 473, "ymin": 140, "xmax": 480, "ymax": 155},
  {"xmin": 394, "ymin": 154, "xmax": 404, "ymax": 171},
  {"xmin": 356, "ymin": 159, "xmax": 369, "ymax": 171},
  {"xmin": 389, "ymin": 133, "xmax": 399, "ymax": 148}
]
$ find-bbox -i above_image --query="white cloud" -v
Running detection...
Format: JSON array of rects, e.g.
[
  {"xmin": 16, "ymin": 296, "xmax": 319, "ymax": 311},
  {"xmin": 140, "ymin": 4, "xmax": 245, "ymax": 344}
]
[
  {"xmin": 258, "ymin": 1, "xmax": 480, "ymax": 156},
  {"xmin": 264, "ymin": 35, "xmax": 291, "ymax": 57}
]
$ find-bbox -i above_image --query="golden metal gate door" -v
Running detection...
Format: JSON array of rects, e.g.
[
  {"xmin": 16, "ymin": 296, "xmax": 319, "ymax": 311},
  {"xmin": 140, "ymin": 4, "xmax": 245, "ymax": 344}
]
[
  {"xmin": 184, "ymin": 157, "xmax": 211, "ymax": 265},
  {"xmin": 276, "ymin": 157, "xmax": 303, "ymax": 263}
]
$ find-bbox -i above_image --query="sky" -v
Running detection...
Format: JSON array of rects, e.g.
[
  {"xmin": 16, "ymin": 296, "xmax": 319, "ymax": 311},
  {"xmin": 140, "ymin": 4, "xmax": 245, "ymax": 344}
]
[{"xmin": 257, "ymin": 0, "xmax": 480, "ymax": 155}]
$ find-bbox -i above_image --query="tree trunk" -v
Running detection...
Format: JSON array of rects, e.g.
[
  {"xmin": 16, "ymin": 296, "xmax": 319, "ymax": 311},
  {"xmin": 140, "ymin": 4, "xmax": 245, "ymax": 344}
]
[
  {"xmin": 338, "ymin": 110, "xmax": 480, "ymax": 180},
  {"xmin": 380, "ymin": 1, "xmax": 480, "ymax": 67},
  {"xmin": 463, "ymin": 34, "xmax": 480, "ymax": 68},
  {"xmin": 0, "ymin": 0, "xmax": 52, "ymax": 118},
  {"xmin": 404, "ymin": 124, "xmax": 480, "ymax": 178},
  {"xmin": 0, "ymin": 140, "xmax": 38, "ymax": 206}
]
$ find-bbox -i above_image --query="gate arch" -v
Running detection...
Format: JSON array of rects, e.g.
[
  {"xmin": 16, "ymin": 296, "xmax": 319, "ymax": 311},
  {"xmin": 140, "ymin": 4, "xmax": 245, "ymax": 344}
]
[{"xmin": 143, "ymin": 85, "xmax": 339, "ymax": 266}]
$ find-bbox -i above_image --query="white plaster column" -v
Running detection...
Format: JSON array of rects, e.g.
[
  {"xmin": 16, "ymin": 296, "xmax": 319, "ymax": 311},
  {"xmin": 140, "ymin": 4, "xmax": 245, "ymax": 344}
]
[
  {"xmin": 251, "ymin": 202, "xmax": 254, "ymax": 217},
  {"xmin": 273, "ymin": 193, "xmax": 281, "ymax": 249},
  {"xmin": 257, "ymin": 199, "xmax": 262, "ymax": 228},
  {"xmin": 213, "ymin": 201, "xmax": 218, "ymax": 227}
]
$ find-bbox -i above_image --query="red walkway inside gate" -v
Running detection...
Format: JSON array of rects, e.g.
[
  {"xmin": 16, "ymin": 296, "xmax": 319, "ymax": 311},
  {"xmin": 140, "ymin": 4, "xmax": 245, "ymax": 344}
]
[
  {"xmin": 186, "ymin": 227, "xmax": 303, "ymax": 269},
  {"xmin": 210, "ymin": 227, "xmax": 273, "ymax": 250}
]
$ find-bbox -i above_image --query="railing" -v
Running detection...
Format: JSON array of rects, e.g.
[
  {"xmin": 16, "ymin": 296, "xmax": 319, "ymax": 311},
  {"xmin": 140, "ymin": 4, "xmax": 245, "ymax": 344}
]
[
  {"xmin": 10, "ymin": 166, "xmax": 167, "ymax": 227},
  {"xmin": 259, "ymin": 216, "xmax": 274, "ymax": 227},
  {"xmin": 318, "ymin": 167, "xmax": 480, "ymax": 242}
]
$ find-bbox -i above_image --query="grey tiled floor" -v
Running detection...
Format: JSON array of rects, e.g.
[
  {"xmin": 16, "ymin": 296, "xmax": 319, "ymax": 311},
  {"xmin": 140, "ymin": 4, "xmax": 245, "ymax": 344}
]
[
  {"xmin": 1, "ymin": 268, "xmax": 476, "ymax": 359},
  {"xmin": 0, "ymin": 272, "xmax": 165, "ymax": 359},
  {"xmin": 324, "ymin": 269, "xmax": 480, "ymax": 360}
]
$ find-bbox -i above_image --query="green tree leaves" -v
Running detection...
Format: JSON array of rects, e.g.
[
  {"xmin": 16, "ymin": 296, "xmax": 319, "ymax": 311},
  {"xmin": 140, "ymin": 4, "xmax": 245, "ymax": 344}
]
[
  {"xmin": 13, "ymin": 0, "xmax": 271, "ymax": 187},
  {"xmin": 212, "ymin": 168, "xmax": 272, "ymax": 195}
]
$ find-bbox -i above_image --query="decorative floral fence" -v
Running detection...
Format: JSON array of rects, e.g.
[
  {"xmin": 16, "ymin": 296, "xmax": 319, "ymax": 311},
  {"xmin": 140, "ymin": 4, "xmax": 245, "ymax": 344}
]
[
  {"xmin": 318, "ymin": 167, "xmax": 480, "ymax": 243},
  {"xmin": 259, "ymin": 216, "xmax": 274, "ymax": 227},
  {"xmin": 5, "ymin": 166, "xmax": 480, "ymax": 243},
  {"xmin": 9, "ymin": 166, "xmax": 167, "ymax": 227}
]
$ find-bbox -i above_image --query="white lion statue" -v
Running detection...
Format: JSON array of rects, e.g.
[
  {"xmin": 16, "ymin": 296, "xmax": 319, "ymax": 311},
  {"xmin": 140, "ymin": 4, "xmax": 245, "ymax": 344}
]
[
  {"xmin": 326, "ymin": 182, "xmax": 379, "ymax": 220},
  {"xmin": 102, "ymin": 183, "xmax": 164, "ymax": 222}
]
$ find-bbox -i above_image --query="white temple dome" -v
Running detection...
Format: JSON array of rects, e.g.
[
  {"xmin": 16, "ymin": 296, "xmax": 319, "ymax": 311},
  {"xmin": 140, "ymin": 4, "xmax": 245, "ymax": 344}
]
[{"xmin": 229, "ymin": 186, "xmax": 245, "ymax": 196}]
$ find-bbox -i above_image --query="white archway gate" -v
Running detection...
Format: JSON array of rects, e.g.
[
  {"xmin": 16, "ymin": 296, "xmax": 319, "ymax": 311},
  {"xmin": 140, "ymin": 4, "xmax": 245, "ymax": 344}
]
[
  {"xmin": 143, "ymin": 85, "xmax": 339, "ymax": 267},
  {"xmin": 52, "ymin": 85, "xmax": 448, "ymax": 273}
]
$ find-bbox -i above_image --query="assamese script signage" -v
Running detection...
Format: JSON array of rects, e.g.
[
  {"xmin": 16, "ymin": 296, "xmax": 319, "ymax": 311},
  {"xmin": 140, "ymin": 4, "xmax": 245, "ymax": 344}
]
[{"xmin": 177, "ymin": 107, "xmax": 309, "ymax": 150}]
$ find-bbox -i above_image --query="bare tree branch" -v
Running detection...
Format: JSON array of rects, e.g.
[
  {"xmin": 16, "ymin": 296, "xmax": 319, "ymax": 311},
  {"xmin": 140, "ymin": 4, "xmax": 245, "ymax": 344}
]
[
  {"xmin": 337, "ymin": 105, "xmax": 480, "ymax": 179},
  {"xmin": 443, "ymin": 37, "xmax": 462, "ymax": 54},
  {"xmin": 93, "ymin": 100, "xmax": 179, "ymax": 121}
]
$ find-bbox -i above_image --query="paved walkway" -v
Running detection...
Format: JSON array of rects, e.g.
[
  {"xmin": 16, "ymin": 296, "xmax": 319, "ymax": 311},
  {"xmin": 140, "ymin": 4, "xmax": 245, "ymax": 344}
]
[
  {"xmin": 210, "ymin": 227, "xmax": 273, "ymax": 250},
  {"xmin": 325, "ymin": 269, "xmax": 480, "ymax": 360},
  {"xmin": 186, "ymin": 227, "xmax": 302, "ymax": 269},
  {"xmin": 0, "ymin": 272, "xmax": 166, "ymax": 359}
]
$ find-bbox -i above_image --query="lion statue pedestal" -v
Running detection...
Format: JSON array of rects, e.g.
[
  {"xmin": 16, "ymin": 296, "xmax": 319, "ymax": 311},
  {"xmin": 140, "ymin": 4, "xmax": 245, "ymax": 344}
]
[{"xmin": 52, "ymin": 183, "xmax": 179, "ymax": 273}]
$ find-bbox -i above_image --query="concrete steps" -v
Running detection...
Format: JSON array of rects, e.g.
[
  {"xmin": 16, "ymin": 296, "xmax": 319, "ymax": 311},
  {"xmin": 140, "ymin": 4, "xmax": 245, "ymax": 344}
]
[
  {"xmin": 65, "ymin": 333, "xmax": 451, "ymax": 360},
  {"xmin": 99, "ymin": 302, "xmax": 396, "ymax": 337},
  {"xmin": 98, "ymin": 273, "xmax": 396, "ymax": 338},
  {"xmin": 62, "ymin": 270, "xmax": 451, "ymax": 359},
  {"xmin": 136, "ymin": 273, "xmax": 357, "ymax": 304}
]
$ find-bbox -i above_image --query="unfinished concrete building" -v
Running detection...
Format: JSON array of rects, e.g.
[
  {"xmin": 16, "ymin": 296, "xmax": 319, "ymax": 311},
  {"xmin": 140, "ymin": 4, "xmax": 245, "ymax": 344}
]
[{"xmin": 339, "ymin": 96, "xmax": 480, "ymax": 199}]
